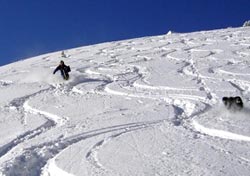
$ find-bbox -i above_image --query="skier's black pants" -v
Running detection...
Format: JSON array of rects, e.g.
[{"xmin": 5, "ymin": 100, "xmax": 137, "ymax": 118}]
[{"xmin": 60, "ymin": 70, "xmax": 69, "ymax": 80}]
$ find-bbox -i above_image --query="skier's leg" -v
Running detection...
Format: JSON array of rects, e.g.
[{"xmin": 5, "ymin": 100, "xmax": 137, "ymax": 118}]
[
  {"xmin": 61, "ymin": 70, "xmax": 66, "ymax": 79},
  {"xmin": 64, "ymin": 72, "xmax": 69, "ymax": 80}
]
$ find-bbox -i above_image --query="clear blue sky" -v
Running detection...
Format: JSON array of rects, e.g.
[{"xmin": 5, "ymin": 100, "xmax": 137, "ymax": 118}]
[{"xmin": 0, "ymin": 0, "xmax": 250, "ymax": 66}]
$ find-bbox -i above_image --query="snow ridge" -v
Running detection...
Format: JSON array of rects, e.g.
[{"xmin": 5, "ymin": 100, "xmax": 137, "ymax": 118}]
[
  {"xmin": 0, "ymin": 27, "xmax": 250, "ymax": 175},
  {"xmin": 23, "ymin": 101, "xmax": 67, "ymax": 126},
  {"xmin": 192, "ymin": 120, "xmax": 250, "ymax": 141}
]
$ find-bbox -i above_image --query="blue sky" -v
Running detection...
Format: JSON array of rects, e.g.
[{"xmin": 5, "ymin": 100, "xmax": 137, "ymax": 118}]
[{"xmin": 0, "ymin": 0, "xmax": 250, "ymax": 66}]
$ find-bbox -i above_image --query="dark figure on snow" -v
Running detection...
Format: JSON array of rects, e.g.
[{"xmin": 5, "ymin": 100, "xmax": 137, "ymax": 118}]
[
  {"xmin": 61, "ymin": 51, "xmax": 66, "ymax": 58},
  {"xmin": 53, "ymin": 60, "xmax": 71, "ymax": 80},
  {"xmin": 222, "ymin": 96, "xmax": 243, "ymax": 112}
]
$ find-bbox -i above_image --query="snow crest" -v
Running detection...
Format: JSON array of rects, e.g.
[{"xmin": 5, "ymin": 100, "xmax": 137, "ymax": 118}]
[{"xmin": 0, "ymin": 27, "xmax": 250, "ymax": 175}]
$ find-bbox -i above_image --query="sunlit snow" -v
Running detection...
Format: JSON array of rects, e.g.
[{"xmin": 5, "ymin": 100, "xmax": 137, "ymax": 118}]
[{"xmin": 0, "ymin": 27, "xmax": 250, "ymax": 176}]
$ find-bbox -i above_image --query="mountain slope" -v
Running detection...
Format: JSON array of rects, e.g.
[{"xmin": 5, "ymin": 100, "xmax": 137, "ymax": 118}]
[{"xmin": 0, "ymin": 27, "xmax": 250, "ymax": 176}]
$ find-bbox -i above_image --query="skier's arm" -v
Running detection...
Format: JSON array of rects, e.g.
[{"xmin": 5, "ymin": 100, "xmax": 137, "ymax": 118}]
[{"xmin": 53, "ymin": 66, "xmax": 60, "ymax": 74}]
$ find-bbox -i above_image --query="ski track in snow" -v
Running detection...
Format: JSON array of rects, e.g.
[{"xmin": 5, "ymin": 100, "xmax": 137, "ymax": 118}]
[
  {"xmin": 0, "ymin": 88, "xmax": 54, "ymax": 158},
  {"xmin": 4, "ymin": 120, "xmax": 164, "ymax": 176},
  {"xmin": 0, "ymin": 27, "xmax": 250, "ymax": 175},
  {"xmin": 0, "ymin": 85, "xmax": 69, "ymax": 175},
  {"xmin": 192, "ymin": 120, "xmax": 250, "ymax": 142},
  {"xmin": 23, "ymin": 101, "xmax": 67, "ymax": 126}
]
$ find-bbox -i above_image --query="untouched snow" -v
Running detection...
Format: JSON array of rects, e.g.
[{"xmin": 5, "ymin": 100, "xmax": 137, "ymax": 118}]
[{"xmin": 0, "ymin": 27, "xmax": 250, "ymax": 175}]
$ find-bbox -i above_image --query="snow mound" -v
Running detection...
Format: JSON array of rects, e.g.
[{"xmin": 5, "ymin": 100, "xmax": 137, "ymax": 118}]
[{"xmin": 243, "ymin": 20, "xmax": 250, "ymax": 27}]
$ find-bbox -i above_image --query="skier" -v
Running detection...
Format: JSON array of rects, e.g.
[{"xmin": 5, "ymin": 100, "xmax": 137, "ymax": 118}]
[
  {"xmin": 61, "ymin": 51, "xmax": 66, "ymax": 58},
  {"xmin": 53, "ymin": 60, "xmax": 71, "ymax": 80},
  {"xmin": 222, "ymin": 96, "xmax": 243, "ymax": 112}
]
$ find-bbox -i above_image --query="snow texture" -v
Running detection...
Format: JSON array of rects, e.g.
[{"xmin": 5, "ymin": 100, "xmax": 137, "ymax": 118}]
[{"xmin": 0, "ymin": 27, "xmax": 250, "ymax": 176}]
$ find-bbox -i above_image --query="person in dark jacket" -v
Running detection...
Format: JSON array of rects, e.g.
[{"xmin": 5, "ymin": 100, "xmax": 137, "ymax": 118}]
[
  {"xmin": 222, "ymin": 96, "xmax": 243, "ymax": 112},
  {"xmin": 53, "ymin": 60, "xmax": 70, "ymax": 80}
]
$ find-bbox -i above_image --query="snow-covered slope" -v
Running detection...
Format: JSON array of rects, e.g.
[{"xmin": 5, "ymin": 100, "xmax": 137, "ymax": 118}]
[{"xmin": 1, "ymin": 27, "xmax": 250, "ymax": 176}]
